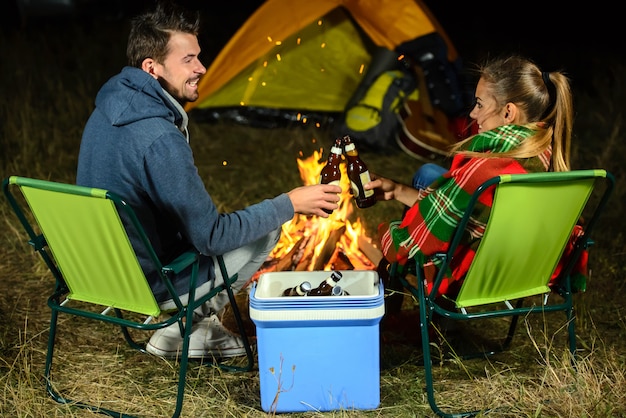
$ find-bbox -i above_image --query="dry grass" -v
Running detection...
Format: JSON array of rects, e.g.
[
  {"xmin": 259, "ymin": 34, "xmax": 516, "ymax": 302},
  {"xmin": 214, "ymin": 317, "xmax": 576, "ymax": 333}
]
[{"xmin": 2, "ymin": 14, "xmax": 626, "ymax": 418}]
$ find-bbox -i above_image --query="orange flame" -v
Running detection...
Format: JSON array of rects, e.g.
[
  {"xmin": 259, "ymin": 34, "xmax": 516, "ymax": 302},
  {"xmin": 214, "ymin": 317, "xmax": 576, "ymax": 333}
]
[{"xmin": 268, "ymin": 149, "xmax": 375, "ymax": 271}]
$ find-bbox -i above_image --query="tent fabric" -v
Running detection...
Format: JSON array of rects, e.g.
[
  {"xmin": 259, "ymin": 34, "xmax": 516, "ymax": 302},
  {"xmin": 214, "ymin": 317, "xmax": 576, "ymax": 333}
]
[{"xmin": 185, "ymin": 0, "xmax": 457, "ymax": 115}]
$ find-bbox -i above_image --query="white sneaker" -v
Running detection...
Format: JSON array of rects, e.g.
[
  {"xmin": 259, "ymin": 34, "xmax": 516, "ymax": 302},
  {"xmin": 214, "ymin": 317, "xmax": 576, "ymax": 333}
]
[
  {"xmin": 146, "ymin": 314, "xmax": 247, "ymax": 359},
  {"xmin": 190, "ymin": 314, "xmax": 249, "ymax": 358}
]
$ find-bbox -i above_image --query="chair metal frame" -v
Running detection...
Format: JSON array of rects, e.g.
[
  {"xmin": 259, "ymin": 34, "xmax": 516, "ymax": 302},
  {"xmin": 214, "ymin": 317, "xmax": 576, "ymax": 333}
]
[
  {"xmin": 390, "ymin": 169, "xmax": 614, "ymax": 418},
  {"xmin": 3, "ymin": 176, "xmax": 255, "ymax": 418}
]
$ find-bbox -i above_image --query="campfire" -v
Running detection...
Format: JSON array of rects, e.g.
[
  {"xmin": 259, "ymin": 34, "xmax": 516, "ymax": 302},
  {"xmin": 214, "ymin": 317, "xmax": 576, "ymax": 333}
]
[{"xmin": 253, "ymin": 148, "xmax": 382, "ymax": 279}]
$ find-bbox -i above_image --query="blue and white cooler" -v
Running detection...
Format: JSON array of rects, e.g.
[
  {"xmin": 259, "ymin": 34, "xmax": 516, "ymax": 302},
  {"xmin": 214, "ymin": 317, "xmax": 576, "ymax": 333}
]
[{"xmin": 249, "ymin": 270, "xmax": 384, "ymax": 413}]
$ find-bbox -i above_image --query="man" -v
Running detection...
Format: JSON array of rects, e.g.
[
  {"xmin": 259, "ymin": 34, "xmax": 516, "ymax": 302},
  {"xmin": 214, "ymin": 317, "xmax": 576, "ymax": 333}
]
[{"xmin": 76, "ymin": 1, "xmax": 341, "ymax": 359}]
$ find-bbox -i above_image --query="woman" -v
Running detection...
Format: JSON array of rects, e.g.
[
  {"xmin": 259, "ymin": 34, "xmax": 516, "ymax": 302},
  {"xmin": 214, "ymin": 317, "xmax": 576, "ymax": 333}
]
[{"xmin": 366, "ymin": 55, "xmax": 581, "ymax": 298}]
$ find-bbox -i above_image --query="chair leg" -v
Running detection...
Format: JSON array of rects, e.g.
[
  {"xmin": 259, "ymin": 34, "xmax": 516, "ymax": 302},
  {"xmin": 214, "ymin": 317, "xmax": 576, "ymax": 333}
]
[
  {"xmin": 418, "ymin": 284, "xmax": 440, "ymax": 416},
  {"xmin": 44, "ymin": 308, "xmax": 63, "ymax": 404},
  {"xmin": 188, "ymin": 255, "xmax": 254, "ymax": 372},
  {"xmin": 501, "ymin": 299, "xmax": 524, "ymax": 351},
  {"xmin": 169, "ymin": 303, "xmax": 196, "ymax": 418},
  {"xmin": 216, "ymin": 254, "xmax": 254, "ymax": 372},
  {"xmin": 225, "ymin": 283, "xmax": 254, "ymax": 370},
  {"xmin": 417, "ymin": 278, "xmax": 486, "ymax": 417},
  {"xmin": 566, "ymin": 304, "xmax": 577, "ymax": 367},
  {"xmin": 115, "ymin": 308, "xmax": 146, "ymax": 352},
  {"xmin": 45, "ymin": 307, "xmax": 143, "ymax": 417}
]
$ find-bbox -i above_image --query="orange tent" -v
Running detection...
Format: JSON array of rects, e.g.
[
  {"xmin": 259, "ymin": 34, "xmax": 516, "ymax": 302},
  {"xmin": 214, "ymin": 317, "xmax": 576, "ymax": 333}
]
[{"xmin": 185, "ymin": 0, "xmax": 457, "ymax": 115}]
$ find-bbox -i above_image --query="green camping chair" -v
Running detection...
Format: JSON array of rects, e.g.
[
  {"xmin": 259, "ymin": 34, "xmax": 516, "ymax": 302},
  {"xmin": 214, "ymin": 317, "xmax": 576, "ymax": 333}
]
[
  {"xmin": 2, "ymin": 176, "xmax": 254, "ymax": 418},
  {"xmin": 389, "ymin": 169, "xmax": 614, "ymax": 418}
]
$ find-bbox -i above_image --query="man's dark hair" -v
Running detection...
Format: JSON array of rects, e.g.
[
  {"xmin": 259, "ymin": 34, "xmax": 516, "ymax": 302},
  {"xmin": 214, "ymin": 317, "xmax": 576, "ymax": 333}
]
[{"xmin": 126, "ymin": 1, "xmax": 201, "ymax": 68}]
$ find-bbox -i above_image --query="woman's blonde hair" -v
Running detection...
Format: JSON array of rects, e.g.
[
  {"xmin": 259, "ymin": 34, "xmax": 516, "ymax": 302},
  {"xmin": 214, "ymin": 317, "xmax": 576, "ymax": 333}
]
[{"xmin": 450, "ymin": 55, "xmax": 573, "ymax": 171}]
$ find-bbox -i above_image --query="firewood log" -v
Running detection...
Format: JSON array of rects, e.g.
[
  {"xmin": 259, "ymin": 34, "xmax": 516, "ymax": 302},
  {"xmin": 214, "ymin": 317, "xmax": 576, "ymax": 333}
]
[
  {"xmin": 275, "ymin": 235, "xmax": 309, "ymax": 271},
  {"xmin": 312, "ymin": 226, "xmax": 346, "ymax": 271},
  {"xmin": 358, "ymin": 235, "xmax": 383, "ymax": 266},
  {"xmin": 330, "ymin": 249, "xmax": 355, "ymax": 270}
]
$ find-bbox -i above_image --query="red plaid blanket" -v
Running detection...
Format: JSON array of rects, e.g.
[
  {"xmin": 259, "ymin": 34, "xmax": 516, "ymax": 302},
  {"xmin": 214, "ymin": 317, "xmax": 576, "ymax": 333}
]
[{"xmin": 379, "ymin": 124, "xmax": 587, "ymax": 296}]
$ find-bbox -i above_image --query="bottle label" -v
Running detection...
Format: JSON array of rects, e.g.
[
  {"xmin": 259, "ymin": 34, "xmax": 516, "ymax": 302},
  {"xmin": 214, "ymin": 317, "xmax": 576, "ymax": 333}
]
[{"xmin": 359, "ymin": 171, "xmax": 374, "ymax": 197}]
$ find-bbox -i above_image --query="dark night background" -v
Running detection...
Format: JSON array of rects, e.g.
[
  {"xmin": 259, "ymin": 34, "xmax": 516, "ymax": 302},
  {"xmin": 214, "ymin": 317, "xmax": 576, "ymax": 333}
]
[{"xmin": 2, "ymin": 0, "xmax": 623, "ymax": 90}]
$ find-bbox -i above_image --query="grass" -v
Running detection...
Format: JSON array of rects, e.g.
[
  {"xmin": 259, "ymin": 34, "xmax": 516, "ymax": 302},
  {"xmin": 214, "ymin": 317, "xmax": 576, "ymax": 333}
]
[{"xmin": 2, "ymin": 13, "xmax": 626, "ymax": 418}]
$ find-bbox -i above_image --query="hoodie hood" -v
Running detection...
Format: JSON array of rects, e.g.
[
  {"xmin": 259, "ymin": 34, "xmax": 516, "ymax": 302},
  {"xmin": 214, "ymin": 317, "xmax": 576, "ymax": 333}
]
[{"xmin": 95, "ymin": 66, "xmax": 184, "ymax": 129}]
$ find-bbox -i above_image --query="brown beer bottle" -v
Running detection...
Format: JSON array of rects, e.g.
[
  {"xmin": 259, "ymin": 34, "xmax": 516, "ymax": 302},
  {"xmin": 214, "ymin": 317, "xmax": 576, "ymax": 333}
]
[
  {"xmin": 308, "ymin": 271, "xmax": 343, "ymax": 296},
  {"xmin": 318, "ymin": 138, "xmax": 343, "ymax": 214},
  {"xmin": 342, "ymin": 135, "xmax": 376, "ymax": 209},
  {"xmin": 281, "ymin": 281, "xmax": 312, "ymax": 297}
]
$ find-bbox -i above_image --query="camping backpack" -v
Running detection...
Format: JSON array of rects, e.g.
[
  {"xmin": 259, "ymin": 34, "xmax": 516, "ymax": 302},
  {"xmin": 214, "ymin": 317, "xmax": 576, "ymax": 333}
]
[
  {"xmin": 336, "ymin": 69, "xmax": 417, "ymax": 151},
  {"xmin": 397, "ymin": 32, "xmax": 471, "ymax": 118}
]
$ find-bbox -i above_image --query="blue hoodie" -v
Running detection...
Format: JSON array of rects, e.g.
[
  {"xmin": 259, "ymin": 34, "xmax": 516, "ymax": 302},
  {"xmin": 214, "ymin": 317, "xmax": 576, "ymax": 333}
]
[{"xmin": 77, "ymin": 66, "xmax": 294, "ymax": 301}]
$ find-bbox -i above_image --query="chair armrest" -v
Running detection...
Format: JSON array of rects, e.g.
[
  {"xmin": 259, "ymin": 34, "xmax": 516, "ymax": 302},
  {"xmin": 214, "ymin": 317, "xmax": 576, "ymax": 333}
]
[{"xmin": 162, "ymin": 251, "xmax": 199, "ymax": 275}]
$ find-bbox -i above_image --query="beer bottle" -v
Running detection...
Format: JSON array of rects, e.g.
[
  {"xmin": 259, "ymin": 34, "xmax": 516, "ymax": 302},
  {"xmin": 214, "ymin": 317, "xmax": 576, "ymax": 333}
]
[
  {"xmin": 281, "ymin": 281, "xmax": 312, "ymax": 297},
  {"xmin": 342, "ymin": 135, "xmax": 376, "ymax": 209},
  {"xmin": 308, "ymin": 271, "xmax": 343, "ymax": 296},
  {"xmin": 318, "ymin": 138, "xmax": 344, "ymax": 214}
]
